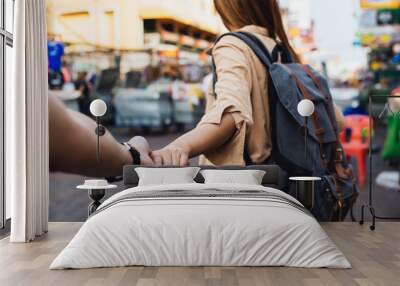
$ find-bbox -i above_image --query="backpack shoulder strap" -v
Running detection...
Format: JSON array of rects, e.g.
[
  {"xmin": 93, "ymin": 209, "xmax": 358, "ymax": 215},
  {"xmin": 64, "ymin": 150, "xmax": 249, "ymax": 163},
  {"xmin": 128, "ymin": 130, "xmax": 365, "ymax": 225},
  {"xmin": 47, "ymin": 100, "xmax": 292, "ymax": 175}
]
[
  {"xmin": 271, "ymin": 42, "xmax": 295, "ymax": 64},
  {"xmin": 212, "ymin": 32, "xmax": 274, "ymax": 96}
]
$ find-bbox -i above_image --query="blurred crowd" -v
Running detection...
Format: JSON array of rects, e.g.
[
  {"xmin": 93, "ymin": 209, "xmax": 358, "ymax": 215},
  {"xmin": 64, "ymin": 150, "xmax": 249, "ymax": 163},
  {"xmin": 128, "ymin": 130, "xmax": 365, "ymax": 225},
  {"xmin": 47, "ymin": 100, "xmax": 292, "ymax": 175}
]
[{"xmin": 48, "ymin": 40, "xmax": 213, "ymax": 133}]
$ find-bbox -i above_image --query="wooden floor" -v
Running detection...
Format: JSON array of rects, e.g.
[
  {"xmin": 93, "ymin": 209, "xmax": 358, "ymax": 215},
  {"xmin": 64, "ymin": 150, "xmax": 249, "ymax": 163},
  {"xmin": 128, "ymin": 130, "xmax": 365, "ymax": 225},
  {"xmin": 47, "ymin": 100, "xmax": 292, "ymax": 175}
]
[{"xmin": 0, "ymin": 223, "xmax": 399, "ymax": 286}]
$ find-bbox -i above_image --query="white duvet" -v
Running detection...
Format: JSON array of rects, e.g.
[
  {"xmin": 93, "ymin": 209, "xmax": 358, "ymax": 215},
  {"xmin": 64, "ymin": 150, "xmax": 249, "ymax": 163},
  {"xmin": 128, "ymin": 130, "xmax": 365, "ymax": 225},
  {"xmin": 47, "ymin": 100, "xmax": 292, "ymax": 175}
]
[{"xmin": 50, "ymin": 183, "xmax": 351, "ymax": 269}]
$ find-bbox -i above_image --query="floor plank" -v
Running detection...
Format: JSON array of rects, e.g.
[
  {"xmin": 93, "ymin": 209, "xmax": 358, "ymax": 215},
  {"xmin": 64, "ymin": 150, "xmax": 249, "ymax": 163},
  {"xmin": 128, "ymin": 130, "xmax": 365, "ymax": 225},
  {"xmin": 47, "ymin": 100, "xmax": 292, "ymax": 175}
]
[{"xmin": 0, "ymin": 222, "xmax": 399, "ymax": 286}]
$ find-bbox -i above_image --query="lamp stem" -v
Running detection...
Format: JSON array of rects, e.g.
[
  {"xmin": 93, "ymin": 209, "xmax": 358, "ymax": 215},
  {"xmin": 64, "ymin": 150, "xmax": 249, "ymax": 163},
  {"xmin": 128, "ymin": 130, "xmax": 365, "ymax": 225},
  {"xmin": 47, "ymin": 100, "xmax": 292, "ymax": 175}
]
[
  {"xmin": 305, "ymin": 117, "xmax": 308, "ymax": 162},
  {"xmin": 96, "ymin": 117, "xmax": 100, "ymax": 163}
]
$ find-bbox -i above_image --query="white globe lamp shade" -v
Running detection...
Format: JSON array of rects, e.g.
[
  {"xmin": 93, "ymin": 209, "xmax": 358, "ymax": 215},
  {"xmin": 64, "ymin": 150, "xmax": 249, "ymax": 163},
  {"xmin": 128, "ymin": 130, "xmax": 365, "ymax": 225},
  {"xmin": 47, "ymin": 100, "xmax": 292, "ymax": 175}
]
[
  {"xmin": 90, "ymin": 99, "xmax": 107, "ymax": 117},
  {"xmin": 297, "ymin": 99, "xmax": 315, "ymax": 117}
]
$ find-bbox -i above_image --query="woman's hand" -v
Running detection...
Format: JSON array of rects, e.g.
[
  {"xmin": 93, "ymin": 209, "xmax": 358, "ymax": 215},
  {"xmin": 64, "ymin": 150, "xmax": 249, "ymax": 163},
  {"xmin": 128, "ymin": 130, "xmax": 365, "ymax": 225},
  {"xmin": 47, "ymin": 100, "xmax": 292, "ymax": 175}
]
[{"xmin": 151, "ymin": 144, "xmax": 190, "ymax": 166}]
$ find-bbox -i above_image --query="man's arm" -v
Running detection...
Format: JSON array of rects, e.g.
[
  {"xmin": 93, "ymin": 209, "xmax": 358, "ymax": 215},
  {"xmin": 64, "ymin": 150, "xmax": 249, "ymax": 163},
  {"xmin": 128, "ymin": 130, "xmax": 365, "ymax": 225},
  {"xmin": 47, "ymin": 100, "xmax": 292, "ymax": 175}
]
[{"xmin": 49, "ymin": 95, "xmax": 153, "ymax": 177}]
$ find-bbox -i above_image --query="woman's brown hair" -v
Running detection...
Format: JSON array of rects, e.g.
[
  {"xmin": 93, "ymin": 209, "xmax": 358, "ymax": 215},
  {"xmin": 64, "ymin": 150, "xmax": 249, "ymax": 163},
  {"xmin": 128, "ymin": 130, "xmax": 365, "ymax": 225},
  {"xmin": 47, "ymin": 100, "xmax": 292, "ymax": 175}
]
[{"xmin": 214, "ymin": 0, "xmax": 300, "ymax": 62}]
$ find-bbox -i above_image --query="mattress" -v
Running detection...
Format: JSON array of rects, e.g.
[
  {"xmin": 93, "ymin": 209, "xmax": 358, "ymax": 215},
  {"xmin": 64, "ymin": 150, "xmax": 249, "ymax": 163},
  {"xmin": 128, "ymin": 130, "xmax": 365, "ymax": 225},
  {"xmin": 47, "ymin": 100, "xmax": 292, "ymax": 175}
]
[{"xmin": 50, "ymin": 183, "xmax": 351, "ymax": 269}]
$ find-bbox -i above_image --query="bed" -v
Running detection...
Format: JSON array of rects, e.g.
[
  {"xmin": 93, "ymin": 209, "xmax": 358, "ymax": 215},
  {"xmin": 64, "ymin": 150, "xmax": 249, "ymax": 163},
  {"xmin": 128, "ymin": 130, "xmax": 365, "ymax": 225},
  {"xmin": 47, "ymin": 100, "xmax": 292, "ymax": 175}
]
[{"xmin": 50, "ymin": 165, "xmax": 351, "ymax": 269}]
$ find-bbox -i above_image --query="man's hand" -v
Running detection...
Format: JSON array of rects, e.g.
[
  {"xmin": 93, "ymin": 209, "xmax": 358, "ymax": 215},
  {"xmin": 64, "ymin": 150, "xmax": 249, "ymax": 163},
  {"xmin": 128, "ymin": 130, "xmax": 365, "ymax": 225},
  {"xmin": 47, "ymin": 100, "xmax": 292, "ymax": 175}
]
[
  {"xmin": 127, "ymin": 136, "xmax": 154, "ymax": 166},
  {"xmin": 151, "ymin": 144, "xmax": 190, "ymax": 166}
]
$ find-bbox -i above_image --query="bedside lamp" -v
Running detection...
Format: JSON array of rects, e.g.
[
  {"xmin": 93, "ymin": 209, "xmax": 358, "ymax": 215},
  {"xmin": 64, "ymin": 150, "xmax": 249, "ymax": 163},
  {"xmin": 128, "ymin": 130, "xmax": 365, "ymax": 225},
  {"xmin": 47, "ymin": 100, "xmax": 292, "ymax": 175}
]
[
  {"xmin": 90, "ymin": 99, "xmax": 107, "ymax": 162},
  {"xmin": 289, "ymin": 99, "xmax": 320, "ymax": 210},
  {"xmin": 77, "ymin": 99, "xmax": 117, "ymax": 217},
  {"xmin": 297, "ymin": 99, "xmax": 315, "ymax": 116},
  {"xmin": 297, "ymin": 99, "xmax": 315, "ymax": 161}
]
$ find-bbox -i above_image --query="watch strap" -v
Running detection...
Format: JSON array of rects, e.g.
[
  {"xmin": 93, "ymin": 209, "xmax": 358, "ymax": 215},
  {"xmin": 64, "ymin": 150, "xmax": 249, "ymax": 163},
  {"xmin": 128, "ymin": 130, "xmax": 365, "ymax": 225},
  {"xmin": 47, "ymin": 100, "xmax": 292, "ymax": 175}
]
[{"xmin": 121, "ymin": 142, "xmax": 141, "ymax": 165}]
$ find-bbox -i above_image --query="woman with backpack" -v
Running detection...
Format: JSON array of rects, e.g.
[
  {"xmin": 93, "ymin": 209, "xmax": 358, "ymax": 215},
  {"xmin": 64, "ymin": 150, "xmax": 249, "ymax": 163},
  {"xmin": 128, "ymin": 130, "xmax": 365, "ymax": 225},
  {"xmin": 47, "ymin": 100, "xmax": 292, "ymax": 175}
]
[{"xmin": 151, "ymin": 0, "xmax": 345, "ymax": 167}]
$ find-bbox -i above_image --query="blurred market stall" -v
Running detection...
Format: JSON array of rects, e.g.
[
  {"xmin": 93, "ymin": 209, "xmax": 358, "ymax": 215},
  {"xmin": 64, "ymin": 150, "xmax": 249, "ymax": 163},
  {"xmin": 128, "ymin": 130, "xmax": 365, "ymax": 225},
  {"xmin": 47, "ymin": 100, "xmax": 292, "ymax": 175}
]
[{"xmin": 46, "ymin": 0, "xmax": 221, "ymax": 131}]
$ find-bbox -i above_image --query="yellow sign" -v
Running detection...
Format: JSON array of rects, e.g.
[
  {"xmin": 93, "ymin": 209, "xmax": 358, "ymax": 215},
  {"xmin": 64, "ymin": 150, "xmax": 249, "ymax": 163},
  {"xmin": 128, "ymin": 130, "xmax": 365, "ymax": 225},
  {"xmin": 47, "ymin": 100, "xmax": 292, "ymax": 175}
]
[
  {"xmin": 360, "ymin": 33, "xmax": 393, "ymax": 46},
  {"xmin": 361, "ymin": 0, "xmax": 400, "ymax": 9}
]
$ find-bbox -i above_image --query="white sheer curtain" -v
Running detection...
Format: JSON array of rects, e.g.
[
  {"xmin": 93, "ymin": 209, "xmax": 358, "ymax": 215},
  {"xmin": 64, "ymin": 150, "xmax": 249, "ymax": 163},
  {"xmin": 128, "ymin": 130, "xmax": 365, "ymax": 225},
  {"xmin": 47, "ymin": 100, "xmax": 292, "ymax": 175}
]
[{"xmin": 7, "ymin": 0, "xmax": 49, "ymax": 242}]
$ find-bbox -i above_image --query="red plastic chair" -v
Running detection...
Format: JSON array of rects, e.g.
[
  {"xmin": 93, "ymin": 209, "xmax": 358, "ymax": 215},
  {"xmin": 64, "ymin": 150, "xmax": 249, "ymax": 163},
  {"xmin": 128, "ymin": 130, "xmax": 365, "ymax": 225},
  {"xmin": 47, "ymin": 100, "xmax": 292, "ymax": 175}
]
[{"xmin": 339, "ymin": 115, "xmax": 371, "ymax": 187}]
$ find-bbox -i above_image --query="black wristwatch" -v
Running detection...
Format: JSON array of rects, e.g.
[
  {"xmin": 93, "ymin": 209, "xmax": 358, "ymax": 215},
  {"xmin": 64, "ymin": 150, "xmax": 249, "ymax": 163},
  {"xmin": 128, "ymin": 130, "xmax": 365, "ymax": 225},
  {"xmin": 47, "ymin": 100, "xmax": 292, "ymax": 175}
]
[
  {"xmin": 105, "ymin": 143, "xmax": 141, "ymax": 183},
  {"xmin": 121, "ymin": 142, "xmax": 141, "ymax": 165}
]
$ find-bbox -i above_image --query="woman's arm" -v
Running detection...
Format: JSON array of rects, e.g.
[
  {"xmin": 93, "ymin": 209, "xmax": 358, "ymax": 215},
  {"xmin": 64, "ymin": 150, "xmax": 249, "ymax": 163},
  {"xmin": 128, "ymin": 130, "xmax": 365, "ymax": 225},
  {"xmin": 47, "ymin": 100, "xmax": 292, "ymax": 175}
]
[{"xmin": 151, "ymin": 114, "xmax": 236, "ymax": 166}]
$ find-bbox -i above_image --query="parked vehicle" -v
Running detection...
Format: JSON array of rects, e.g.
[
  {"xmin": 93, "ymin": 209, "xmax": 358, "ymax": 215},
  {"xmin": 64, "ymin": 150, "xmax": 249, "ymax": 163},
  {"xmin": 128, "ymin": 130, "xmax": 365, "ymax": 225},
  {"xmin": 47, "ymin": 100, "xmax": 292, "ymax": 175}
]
[
  {"xmin": 114, "ymin": 88, "xmax": 173, "ymax": 132},
  {"xmin": 112, "ymin": 67, "xmax": 206, "ymax": 132}
]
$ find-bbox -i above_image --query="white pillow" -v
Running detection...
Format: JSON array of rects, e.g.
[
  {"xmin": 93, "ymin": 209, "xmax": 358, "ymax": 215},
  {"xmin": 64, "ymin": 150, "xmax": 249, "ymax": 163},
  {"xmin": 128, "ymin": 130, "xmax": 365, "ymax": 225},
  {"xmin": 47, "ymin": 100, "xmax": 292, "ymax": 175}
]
[
  {"xmin": 135, "ymin": 167, "xmax": 200, "ymax": 186},
  {"xmin": 200, "ymin": 169, "xmax": 266, "ymax": 185}
]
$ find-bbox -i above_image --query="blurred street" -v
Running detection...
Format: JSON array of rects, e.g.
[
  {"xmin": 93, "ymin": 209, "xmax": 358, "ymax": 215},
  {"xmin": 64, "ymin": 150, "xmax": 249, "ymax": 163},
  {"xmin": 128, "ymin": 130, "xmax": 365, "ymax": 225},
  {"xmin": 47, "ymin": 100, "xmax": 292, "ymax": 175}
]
[{"xmin": 45, "ymin": 0, "xmax": 400, "ymax": 224}]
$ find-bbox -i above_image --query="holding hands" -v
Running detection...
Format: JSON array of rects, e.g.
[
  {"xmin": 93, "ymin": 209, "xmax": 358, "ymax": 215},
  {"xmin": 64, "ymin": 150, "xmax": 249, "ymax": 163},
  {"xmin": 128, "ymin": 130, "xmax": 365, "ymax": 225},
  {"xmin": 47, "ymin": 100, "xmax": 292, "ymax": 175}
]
[
  {"xmin": 128, "ymin": 137, "xmax": 190, "ymax": 167},
  {"xmin": 151, "ymin": 144, "xmax": 190, "ymax": 167},
  {"xmin": 129, "ymin": 114, "xmax": 237, "ymax": 167}
]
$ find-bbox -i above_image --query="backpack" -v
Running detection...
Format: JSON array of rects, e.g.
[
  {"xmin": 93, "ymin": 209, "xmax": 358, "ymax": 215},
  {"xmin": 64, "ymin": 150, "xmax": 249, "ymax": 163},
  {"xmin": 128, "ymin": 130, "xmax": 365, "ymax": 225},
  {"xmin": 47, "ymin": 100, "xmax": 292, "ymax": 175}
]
[{"xmin": 211, "ymin": 32, "xmax": 359, "ymax": 221}]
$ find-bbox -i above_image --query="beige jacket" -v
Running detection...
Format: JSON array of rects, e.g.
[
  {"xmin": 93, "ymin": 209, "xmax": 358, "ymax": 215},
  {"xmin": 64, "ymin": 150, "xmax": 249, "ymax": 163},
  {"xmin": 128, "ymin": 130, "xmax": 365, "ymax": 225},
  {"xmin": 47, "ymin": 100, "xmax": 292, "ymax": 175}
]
[{"xmin": 199, "ymin": 25, "xmax": 277, "ymax": 166}]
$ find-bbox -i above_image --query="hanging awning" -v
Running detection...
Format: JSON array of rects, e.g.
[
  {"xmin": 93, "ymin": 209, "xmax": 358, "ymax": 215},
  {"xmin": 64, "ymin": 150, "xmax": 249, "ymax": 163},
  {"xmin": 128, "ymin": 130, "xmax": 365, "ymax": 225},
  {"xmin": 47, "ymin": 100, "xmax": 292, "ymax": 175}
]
[{"xmin": 139, "ymin": 6, "xmax": 222, "ymax": 35}]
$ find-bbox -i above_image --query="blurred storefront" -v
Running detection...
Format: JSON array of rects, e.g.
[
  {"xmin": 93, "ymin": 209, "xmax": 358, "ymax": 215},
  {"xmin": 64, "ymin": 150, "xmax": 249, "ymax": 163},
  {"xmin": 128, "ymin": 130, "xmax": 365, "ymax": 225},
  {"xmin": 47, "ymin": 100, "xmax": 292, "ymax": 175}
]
[
  {"xmin": 359, "ymin": 0, "xmax": 400, "ymax": 81},
  {"xmin": 46, "ymin": 0, "xmax": 223, "ymax": 130},
  {"xmin": 46, "ymin": 0, "xmax": 224, "ymax": 73},
  {"xmin": 358, "ymin": 0, "xmax": 400, "ymax": 114}
]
